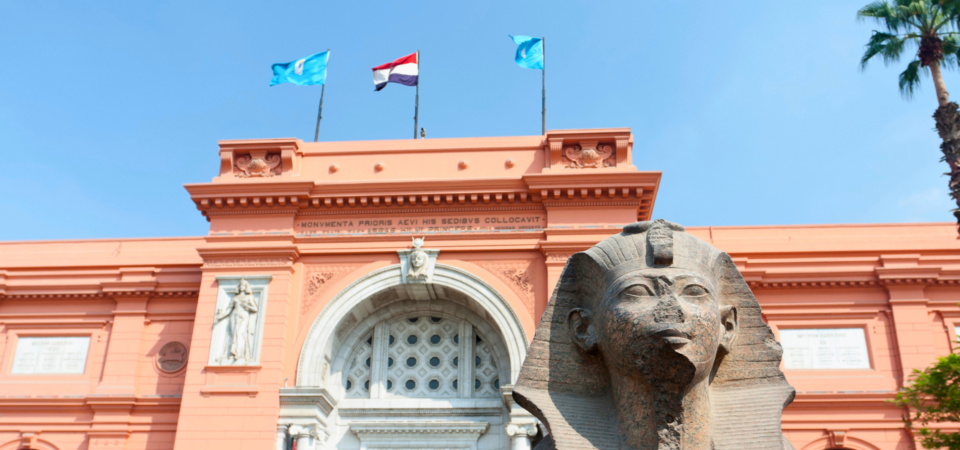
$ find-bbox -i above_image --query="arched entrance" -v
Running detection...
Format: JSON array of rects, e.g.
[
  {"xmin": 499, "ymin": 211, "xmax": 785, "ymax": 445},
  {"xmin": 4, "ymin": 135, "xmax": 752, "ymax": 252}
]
[{"xmin": 280, "ymin": 263, "xmax": 535, "ymax": 450}]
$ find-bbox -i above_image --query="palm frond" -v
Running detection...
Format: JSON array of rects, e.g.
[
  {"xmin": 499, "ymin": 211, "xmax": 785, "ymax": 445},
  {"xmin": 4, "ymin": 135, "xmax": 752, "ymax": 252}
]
[
  {"xmin": 861, "ymin": 31, "xmax": 910, "ymax": 68},
  {"xmin": 860, "ymin": 1, "xmax": 904, "ymax": 31},
  {"xmin": 899, "ymin": 59, "xmax": 926, "ymax": 98},
  {"xmin": 945, "ymin": 34, "xmax": 960, "ymax": 68}
]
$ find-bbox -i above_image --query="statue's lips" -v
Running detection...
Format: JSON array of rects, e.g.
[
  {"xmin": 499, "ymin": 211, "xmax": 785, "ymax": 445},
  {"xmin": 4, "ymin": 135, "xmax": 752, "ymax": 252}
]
[{"xmin": 652, "ymin": 328, "xmax": 691, "ymax": 345}]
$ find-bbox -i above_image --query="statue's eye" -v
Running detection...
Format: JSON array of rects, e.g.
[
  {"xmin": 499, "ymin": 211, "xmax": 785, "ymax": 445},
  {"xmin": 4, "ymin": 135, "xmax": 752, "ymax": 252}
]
[
  {"xmin": 682, "ymin": 284, "xmax": 708, "ymax": 297},
  {"xmin": 622, "ymin": 285, "xmax": 653, "ymax": 298}
]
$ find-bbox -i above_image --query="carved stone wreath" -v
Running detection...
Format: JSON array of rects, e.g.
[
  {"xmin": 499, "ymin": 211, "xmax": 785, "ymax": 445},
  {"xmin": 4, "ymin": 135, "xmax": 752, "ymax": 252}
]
[
  {"xmin": 562, "ymin": 142, "xmax": 615, "ymax": 169},
  {"xmin": 300, "ymin": 265, "xmax": 360, "ymax": 321},
  {"xmin": 234, "ymin": 152, "xmax": 282, "ymax": 178},
  {"xmin": 477, "ymin": 262, "xmax": 535, "ymax": 317}
]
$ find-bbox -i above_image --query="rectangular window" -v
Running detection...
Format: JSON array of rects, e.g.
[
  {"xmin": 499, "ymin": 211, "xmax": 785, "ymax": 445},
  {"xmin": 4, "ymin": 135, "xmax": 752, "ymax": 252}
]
[
  {"xmin": 779, "ymin": 328, "xmax": 870, "ymax": 370},
  {"xmin": 11, "ymin": 336, "xmax": 91, "ymax": 375}
]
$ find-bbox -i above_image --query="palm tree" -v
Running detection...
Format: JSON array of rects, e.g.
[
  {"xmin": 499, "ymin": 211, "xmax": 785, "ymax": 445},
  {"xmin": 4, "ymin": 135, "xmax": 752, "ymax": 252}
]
[{"xmin": 859, "ymin": 0, "xmax": 960, "ymax": 230}]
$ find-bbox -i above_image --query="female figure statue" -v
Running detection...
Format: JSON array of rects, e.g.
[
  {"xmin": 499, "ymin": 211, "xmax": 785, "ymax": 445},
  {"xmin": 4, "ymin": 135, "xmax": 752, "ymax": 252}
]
[
  {"xmin": 215, "ymin": 277, "xmax": 259, "ymax": 364},
  {"xmin": 513, "ymin": 219, "xmax": 795, "ymax": 450}
]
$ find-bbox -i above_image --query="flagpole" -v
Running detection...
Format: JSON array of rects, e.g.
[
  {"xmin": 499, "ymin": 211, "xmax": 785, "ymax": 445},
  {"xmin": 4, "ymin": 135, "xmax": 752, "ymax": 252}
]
[
  {"xmin": 414, "ymin": 50, "xmax": 420, "ymax": 139},
  {"xmin": 314, "ymin": 49, "xmax": 330, "ymax": 142},
  {"xmin": 541, "ymin": 37, "xmax": 546, "ymax": 135}
]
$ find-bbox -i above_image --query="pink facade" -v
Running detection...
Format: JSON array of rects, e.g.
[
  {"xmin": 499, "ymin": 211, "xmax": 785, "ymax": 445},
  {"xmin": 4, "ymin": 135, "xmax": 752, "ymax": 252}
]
[{"xmin": 0, "ymin": 129, "xmax": 955, "ymax": 450}]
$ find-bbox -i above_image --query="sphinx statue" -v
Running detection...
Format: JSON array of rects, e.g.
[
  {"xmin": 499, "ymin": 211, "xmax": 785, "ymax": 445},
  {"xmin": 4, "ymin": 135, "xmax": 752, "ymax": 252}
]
[{"xmin": 513, "ymin": 219, "xmax": 796, "ymax": 450}]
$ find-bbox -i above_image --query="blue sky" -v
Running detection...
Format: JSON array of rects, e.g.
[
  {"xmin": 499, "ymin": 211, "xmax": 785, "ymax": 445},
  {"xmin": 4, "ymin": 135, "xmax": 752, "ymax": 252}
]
[{"xmin": 0, "ymin": 0, "xmax": 955, "ymax": 240}]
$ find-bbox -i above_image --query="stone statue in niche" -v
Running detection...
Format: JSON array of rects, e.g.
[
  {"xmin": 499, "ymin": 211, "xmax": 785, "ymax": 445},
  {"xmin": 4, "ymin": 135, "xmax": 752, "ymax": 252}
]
[
  {"xmin": 215, "ymin": 276, "xmax": 259, "ymax": 364},
  {"xmin": 407, "ymin": 237, "xmax": 429, "ymax": 283},
  {"xmin": 513, "ymin": 219, "xmax": 796, "ymax": 450}
]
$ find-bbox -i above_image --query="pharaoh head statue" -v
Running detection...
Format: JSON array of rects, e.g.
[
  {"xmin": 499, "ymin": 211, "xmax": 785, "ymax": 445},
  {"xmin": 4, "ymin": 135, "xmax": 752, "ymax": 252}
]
[
  {"xmin": 235, "ymin": 276, "xmax": 252, "ymax": 295},
  {"xmin": 514, "ymin": 219, "xmax": 795, "ymax": 450}
]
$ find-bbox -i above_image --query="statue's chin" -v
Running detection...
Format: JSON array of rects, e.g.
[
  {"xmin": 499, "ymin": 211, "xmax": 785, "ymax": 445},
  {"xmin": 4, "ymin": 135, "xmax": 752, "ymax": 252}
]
[{"xmin": 633, "ymin": 345, "xmax": 698, "ymax": 390}]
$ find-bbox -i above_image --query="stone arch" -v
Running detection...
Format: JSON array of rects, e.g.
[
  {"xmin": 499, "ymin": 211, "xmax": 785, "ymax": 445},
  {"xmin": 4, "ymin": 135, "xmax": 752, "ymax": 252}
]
[
  {"xmin": 799, "ymin": 436, "xmax": 881, "ymax": 450},
  {"xmin": 0, "ymin": 437, "xmax": 59, "ymax": 450},
  {"xmin": 296, "ymin": 263, "xmax": 528, "ymax": 388}
]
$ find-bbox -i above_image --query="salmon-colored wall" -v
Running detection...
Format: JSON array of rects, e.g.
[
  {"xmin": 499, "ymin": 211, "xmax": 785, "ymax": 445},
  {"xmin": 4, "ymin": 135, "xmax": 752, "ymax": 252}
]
[{"xmin": 1, "ymin": 131, "xmax": 956, "ymax": 450}]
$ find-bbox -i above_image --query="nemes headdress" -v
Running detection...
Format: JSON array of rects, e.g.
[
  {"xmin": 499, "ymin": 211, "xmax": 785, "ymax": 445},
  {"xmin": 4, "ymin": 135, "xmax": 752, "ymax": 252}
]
[{"xmin": 513, "ymin": 219, "xmax": 795, "ymax": 450}]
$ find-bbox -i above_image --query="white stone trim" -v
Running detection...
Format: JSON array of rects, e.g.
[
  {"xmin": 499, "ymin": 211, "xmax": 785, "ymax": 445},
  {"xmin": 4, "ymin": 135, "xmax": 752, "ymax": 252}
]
[
  {"xmin": 349, "ymin": 420, "xmax": 489, "ymax": 450},
  {"xmin": 297, "ymin": 264, "xmax": 528, "ymax": 387}
]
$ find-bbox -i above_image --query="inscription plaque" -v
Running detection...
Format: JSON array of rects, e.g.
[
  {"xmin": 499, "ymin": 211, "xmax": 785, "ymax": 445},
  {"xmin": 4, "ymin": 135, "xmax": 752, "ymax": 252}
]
[
  {"xmin": 11, "ymin": 336, "xmax": 91, "ymax": 375},
  {"xmin": 296, "ymin": 212, "xmax": 545, "ymax": 235},
  {"xmin": 780, "ymin": 328, "xmax": 870, "ymax": 370}
]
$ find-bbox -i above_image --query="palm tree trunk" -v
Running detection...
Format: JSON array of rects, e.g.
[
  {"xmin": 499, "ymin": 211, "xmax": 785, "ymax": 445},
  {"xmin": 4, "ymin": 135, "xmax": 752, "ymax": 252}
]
[
  {"xmin": 929, "ymin": 60, "xmax": 950, "ymax": 107},
  {"xmin": 932, "ymin": 61, "xmax": 960, "ymax": 232}
]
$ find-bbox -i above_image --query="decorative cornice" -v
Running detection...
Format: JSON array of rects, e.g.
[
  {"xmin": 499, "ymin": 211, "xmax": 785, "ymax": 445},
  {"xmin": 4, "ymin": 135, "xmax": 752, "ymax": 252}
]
[
  {"xmin": 349, "ymin": 420, "xmax": 490, "ymax": 437},
  {"xmin": 339, "ymin": 407, "xmax": 503, "ymax": 417},
  {"xmin": 198, "ymin": 246, "xmax": 299, "ymax": 269}
]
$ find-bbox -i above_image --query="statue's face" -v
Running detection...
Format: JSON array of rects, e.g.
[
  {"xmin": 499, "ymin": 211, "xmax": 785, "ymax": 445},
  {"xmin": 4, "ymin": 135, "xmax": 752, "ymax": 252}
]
[
  {"xmin": 412, "ymin": 252, "xmax": 427, "ymax": 269},
  {"xmin": 587, "ymin": 268, "xmax": 733, "ymax": 385},
  {"xmin": 238, "ymin": 280, "xmax": 251, "ymax": 294}
]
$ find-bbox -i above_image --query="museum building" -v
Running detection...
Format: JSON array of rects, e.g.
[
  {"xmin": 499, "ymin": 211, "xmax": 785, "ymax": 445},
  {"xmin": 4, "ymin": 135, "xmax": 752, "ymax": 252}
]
[{"xmin": 0, "ymin": 128, "xmax": 957, "ymax": 450}]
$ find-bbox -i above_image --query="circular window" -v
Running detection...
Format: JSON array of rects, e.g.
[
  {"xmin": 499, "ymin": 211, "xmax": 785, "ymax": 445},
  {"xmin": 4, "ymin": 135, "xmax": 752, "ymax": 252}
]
[
  {"xmin": 364, "ymin": 380, "xmax": 370, "ymax": 391},
  {"xmin": 452, "ymin": 379, "xmax": 458, "ymax": 390},
  {"xmin": 494, "ymin": 379, "xmax": 500, "ymax": 389},
  {"xmin": 407, "ymin": 335, "xmax": 418, "ymax": 345},
  {"xmin": 366, "ymin": 336, "xmax": 373, "ymax": 346},
  {"xmin": 408, "ymin": 317, "xmax": 419, "ymax": 323},
  {"xmin": 387, "ymin": 379, "xmax": 394, "ymax": 390},
  {"xmin": 389, "ymin": 335, "xmax": 395, "ymax": 346},
  {"xmin": 346, "ymin": 379, "xmax": 353, "ymax": 390},
  {"xmin": 365, "ymin": 358, "xmax": 371, "ymax": 368},
  {"xmin": 453, "ymin": 357, "xmax": 459, "ymax": 367},
  {"xmin": 406, "ymin": 357, "xmax": 417, "ymax": 368},
  {"xmin": 428, "ymin": 379, "xmax": 440, "ymax": 390},
  {"xmin": 453, "ymin": 334, "xmax": 459, "ymax": 344},
  {"xmin": 405, "ymin": 379, "xmax": 417, "ymax": 390},
  {"xmin": 429, "ymin": 357, "xmax": 440, "ymax": 367},
  {"xmin": 476, "ymin": 356, "xmax": 481, "ymax": 367},
  {"xmin": 476, "ymin": 335, "xmax": 482, "ymax": 344},
  {"xmin": 475, "ymin": 379, "xmax": 481, "ymax": 390},
  {"xmin": 430, "ymin": 334, "xmax": 441, "ymax": 344},
  {"xmin": 388, "ymin": 357, "xmax": 394, "ymax": 368},
  {"xmin": 431, "ymin": 317, "xmax": 442, "ymax": 323}
]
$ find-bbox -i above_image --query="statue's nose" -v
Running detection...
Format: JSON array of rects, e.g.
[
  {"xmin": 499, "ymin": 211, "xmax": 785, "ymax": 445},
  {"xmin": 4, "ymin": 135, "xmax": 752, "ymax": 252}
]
[{"xmin": 653, "ymin": 294, "xmax": 685, "ymax": 324}]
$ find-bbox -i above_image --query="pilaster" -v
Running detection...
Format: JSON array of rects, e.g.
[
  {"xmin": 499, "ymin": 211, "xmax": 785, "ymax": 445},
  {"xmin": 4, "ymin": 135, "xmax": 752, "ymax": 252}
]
[{"xmin": 876, "ymin": 255, "xmax": 941, "ymax": 383}]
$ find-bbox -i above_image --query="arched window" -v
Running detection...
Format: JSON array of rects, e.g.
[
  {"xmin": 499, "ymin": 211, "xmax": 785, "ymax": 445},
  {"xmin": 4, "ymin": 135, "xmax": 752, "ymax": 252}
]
[{"xmin": 341, "ymin": 311, "xmax": 503, "ymax": 399}]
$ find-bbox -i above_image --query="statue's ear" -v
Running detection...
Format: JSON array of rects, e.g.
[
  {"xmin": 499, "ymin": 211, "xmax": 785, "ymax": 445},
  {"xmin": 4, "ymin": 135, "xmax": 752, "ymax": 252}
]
[
  {"xmin": 568, "ymin": 308, "xmax": 598, "ymax": 354},
  {"xmin": 719, "ymin": 305, "xmax": 738, "ymax": 353}
]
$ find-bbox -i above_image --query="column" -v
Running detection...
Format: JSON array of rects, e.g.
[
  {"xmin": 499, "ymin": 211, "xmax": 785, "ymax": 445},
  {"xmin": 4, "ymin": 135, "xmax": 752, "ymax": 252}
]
[
  {"xmin": 95, "ymin": 295, "xmax": 149, "ymax": 394},
  {"xmin": 289, "ymin": 425, "xmax": 324, "ymax": 450},
  {"xmin": 458, "ymin": 322, "xmax": 475, "ymax": 398},
  {"xmin": 370, "ymin": 322, "xmax": 388, "ymax": 398},
  {"xmin": 506, "ymin": 423, "xmax": 538, "ymax": 450},
  {"xmin": 276, "ymin": 424, "xmax": 288, "ymax": 450}
]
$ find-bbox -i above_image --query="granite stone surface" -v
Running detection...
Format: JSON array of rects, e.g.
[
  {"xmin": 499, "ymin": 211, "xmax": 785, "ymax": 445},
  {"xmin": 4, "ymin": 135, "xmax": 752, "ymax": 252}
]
[{"xmin": 514, "ymin": 219, "xmax": 796, "ymax": 450}]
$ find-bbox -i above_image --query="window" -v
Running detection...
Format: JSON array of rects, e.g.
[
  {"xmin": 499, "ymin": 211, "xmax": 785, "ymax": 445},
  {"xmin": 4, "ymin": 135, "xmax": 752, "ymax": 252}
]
[{"xmin": 341, "ymin": 314, "xmax": 502, "ymax": 399}]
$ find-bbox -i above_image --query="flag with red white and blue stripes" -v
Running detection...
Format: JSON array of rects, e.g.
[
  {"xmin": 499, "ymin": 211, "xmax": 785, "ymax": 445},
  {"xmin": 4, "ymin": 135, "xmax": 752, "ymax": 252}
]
[{"xmin": 372, "ymin": 52, "xmax": 418, "ymax": 91}]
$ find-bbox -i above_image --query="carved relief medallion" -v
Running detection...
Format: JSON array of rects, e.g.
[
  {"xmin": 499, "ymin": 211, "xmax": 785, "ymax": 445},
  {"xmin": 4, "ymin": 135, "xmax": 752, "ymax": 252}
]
[
  {"xmin": 562, "ymin": 141, "xmax": 614, "ymax": 169},
  {"xmin": 156, "ymin": 341, "xmax": 188, "ymax": 373},
  {"xmin": 235, "ymin": 152, "xmax": 282, "ymax": 178}
]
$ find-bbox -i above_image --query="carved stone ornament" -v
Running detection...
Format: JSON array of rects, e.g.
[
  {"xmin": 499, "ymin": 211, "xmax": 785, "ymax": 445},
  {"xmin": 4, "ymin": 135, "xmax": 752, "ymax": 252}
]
[
  {"xmin": 300, "ymin": 265, "xmax": 360, "ymax": 320},
  {"xmin": 397, "ymin": 237, "xmax": 439, "ymax": 284},
  {"xmin": 478, "ymin": 262, "xmax": 536, "ymax": 317},
  {"xmin": 156, "ymin": 341, "xmax": 188, "ymax": 373},
  {"xmin": 513, "ymin": 219, "xmax": 796, "ymax": 450},
  {"xmin": 562, "ymin": 140, "xmax": 614, "ymax": 169},
  {"xmin": 234, "ymin": 152, "xmax": 282, "ymax": 178}
]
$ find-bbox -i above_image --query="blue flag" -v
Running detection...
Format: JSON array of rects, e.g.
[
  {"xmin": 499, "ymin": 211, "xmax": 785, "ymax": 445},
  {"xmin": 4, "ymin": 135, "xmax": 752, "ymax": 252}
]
[
  {"xmin": 509, "ymin": 35, "xmax": 543, "ymax": 70},
  {"xmin": 270, "ymin": 51, "xmax": 329, "ymax": 86}
]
